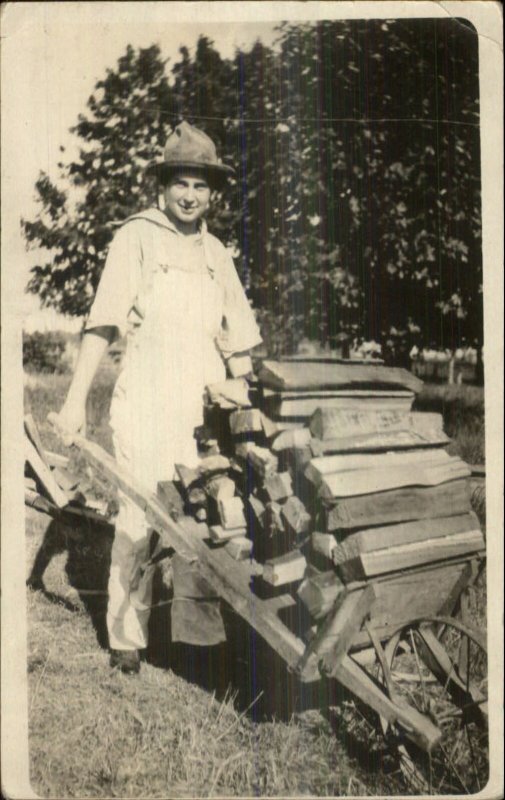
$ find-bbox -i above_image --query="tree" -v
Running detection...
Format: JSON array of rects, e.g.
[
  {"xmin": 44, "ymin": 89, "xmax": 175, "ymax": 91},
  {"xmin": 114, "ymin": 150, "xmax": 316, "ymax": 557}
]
[{"xmin": 24, "ymin": 21, "xmax": 483, "ymax": 360}]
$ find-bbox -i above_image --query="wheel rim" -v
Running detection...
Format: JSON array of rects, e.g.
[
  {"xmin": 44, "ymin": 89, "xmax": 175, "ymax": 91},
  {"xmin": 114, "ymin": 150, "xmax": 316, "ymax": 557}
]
[{"xmin": 377, "ymin": 616, "xmax": 488, "ymax": 794}]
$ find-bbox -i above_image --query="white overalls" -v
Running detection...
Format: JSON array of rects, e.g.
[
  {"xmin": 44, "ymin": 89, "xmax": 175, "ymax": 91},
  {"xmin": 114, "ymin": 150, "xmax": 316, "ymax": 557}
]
[{"xmin": 86, "ymin": 208, "xmax": 261, "ymax": 650}]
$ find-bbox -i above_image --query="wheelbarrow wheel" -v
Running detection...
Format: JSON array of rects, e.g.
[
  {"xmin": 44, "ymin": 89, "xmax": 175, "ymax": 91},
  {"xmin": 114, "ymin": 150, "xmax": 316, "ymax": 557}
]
[{"xmin": 375, "ymin": 616, "xmax": 488, "ymax": 795}]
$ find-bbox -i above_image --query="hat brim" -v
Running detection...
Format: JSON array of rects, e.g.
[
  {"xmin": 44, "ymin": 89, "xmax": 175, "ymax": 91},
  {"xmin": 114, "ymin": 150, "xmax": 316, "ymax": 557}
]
[{"xmin": 146, "ymin": 160, "xmax": 235, "ymax": 182}]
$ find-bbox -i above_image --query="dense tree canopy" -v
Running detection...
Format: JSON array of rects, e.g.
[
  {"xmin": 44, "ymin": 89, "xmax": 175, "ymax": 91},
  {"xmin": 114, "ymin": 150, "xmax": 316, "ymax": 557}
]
[{"xmin": 23, "ymin": 18, "xmax": 482, "ymax": 357}]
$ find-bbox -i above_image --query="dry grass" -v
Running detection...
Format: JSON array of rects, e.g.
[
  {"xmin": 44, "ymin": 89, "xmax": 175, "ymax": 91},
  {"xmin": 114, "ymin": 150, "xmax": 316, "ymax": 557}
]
[{"xmin": 25, "ymin": 371, "xmax": 487, "ymax": 797}]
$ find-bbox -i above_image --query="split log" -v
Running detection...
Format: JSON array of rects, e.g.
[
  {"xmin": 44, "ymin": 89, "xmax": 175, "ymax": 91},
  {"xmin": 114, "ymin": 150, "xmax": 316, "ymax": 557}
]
[
  {"xmin": 263, "ymin": 471, "xmax": 293, "ymax": 502},
  {"xmin": 324, "ymin": 479, "xmax": 472, "ymax": 531},
  {"xmin": 209, "ymin": 525, "xmax": 247, "ymax": 542},
  {"xmin": 281, "ymin": 496, "xmax": 311, "ymax": 537},
  {"xmin": 218, "ymin": 496, "xmax": 247, "ymax": 530},
  {"xmin": 175, "ymin": 464, "xmax": 200, "ymax": 491},
  {"xmin": 271, "ymin": 427, "xmax": 312, "ymax": 453},
  {"xmin": 229, "ymin": 408, "xmax": 263, "ymax": 435},
  {"xmin": 246, "ymin": 445, "xmax": 278, "ymax": 479},
  {"xmin": 205, "ymin": 475, "xmax": 236, "ymax": 503},
  {"xmin": 311, "ymin": 531, "xmax": 337, "ymax": 560},
  {"xmin": 225, "ymin": 536, "xmax": 254, "ymax": 560},
  {"xmin": 206, "ymin": 378, "xmax": 251, "ymax": 409}
]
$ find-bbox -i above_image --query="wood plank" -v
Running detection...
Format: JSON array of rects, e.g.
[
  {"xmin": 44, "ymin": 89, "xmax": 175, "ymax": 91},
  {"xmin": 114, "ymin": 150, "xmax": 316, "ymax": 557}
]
[
  {"xmin": 265, "ymin": 394, "xmax": 414, "ymax": 420},
  {"xmin": 310, "ymin": 408, "xmax": 444, "ymax": 442},
  {"xmin": 325, "ymin": 479, "xmax": 471, "ymax": 531},
  {"xmin": 157, "ymin": 480, "xmax": 184, "ymax": 517},
  {"xmin": 338, "ymin": 529, "xmax": 485, "ymax": 581},
  {"xmin": 258, "ymin": 360, "xmax": 423, "ymax": 393},
  {"xmin": 319, "ymin": 458, "xmax": 470, "ymax": 500},
  {"xmin": 262, "ymin": 550, "xmax": 307, "ymax": 586},
  {"xmin": 305, "ymin": 448, "xmax": 452, "ymax": 487},
  {"xmin": 71, "ymin": 435, "xmax": 320, "ymax": 680},
  {"xmin": 297, "ymin": 570, "xmax": 345, "ymax": 619},
  {"xmin": 312, "ymin": 428, "xmax": 450, "ymax": 454},
  {"xmin": 25, "ymin": 437, "xmax": 68, "ymax": 508},
  {"xmin": 263, "ymin": 388, "xmax": 414, "ymax": 400},
  {"xmin": 333, "ymin": 513, "xmax": 479, "ymax": 563}
]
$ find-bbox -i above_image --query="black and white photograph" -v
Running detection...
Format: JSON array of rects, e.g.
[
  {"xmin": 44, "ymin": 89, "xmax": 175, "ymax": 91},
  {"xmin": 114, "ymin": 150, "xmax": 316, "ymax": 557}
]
[{"xmin": 2, "ymin": 2, "xmax": 503, "ymax": 798}]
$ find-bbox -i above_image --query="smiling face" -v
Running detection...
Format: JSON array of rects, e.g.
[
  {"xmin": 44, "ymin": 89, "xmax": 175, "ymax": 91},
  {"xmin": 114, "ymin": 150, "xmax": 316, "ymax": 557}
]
[{"xmin": 162, "ymin": 171, "xmax": 212, "ymax": 233}]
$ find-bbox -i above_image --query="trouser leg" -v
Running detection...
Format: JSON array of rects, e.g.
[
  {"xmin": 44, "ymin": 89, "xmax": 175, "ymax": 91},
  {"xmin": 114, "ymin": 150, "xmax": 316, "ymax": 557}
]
[{"xmin": 107, "ymin": 490, "xmax": 152, "ymax": 650}]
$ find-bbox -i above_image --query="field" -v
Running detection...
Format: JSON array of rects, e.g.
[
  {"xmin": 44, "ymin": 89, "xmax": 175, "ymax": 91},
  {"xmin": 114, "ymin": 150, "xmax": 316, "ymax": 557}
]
[{"xmin": 24, "ymin": 369, "xmax": 487, "ymax": 797}]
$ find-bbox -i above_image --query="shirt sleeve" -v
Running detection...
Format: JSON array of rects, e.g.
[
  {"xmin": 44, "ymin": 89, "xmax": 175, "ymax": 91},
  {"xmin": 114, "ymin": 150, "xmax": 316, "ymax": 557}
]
[
  {"xmin": 216, "ymin": 249, "xmax": 262, "ymax": 358},
  {"xmin": 85, "ymin": 222, "xmax": 143, "ymax": 340}
]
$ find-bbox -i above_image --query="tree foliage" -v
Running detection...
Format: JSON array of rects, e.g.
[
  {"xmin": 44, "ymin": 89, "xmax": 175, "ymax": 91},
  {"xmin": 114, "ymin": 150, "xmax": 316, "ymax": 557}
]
[{"xmin": 23, "ymin": 20, "xmax": 482, "ymax": 356}]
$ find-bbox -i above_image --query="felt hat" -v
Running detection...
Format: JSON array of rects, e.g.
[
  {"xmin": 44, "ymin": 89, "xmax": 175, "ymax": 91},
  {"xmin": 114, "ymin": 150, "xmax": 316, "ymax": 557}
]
[{"xmin": 146, "ymin": 121, "xmax": 235, "ymax": 183}]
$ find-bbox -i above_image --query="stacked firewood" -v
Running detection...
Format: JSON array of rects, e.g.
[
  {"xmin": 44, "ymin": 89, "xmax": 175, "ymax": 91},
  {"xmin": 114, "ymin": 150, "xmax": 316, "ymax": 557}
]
[{"xmin": 170, "ymin": 357, "xmax": 485, "ymax": 623}]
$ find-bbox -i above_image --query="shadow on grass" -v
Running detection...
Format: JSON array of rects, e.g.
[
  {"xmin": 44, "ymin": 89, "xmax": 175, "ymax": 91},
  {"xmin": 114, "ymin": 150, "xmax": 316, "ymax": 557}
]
[{"xmin": 27, "ymin": 516, "xmax": 114, "ymax": 649}]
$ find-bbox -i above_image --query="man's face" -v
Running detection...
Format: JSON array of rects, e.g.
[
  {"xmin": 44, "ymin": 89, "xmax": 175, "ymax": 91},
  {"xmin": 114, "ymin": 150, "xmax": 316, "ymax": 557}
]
[{"xmin": 163, "ymin": 172, "xmax": 211, "ymax": 229}]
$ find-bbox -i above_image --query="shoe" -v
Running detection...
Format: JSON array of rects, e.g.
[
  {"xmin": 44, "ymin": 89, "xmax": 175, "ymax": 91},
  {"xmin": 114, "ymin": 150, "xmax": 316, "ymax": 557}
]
[{"xmin": 109, "ymin": 649, "xmax": 141, "ymax": 674}]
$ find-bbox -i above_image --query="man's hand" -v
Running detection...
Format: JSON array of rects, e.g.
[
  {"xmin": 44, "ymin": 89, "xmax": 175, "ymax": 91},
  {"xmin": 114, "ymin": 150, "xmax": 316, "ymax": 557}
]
[{"xmin": 48, "ymin": 404, "xmax": 86, "ymax": 447}]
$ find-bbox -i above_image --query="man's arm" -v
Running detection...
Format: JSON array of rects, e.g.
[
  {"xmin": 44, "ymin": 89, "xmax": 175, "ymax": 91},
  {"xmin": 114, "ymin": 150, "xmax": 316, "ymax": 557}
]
[
  {"xmin": 52, "ymin": 326, "xmax": 116, "ymax": 443},
  {"xmin": 226, "ymin": 351, "xmax": 253, "ymax": 379}
]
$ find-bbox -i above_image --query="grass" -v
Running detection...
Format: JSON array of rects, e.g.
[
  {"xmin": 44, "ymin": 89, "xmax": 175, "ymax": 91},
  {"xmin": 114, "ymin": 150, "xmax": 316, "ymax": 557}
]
[{"xmin": 24, "ymin": 370, "xmax": 487, "ymax": 797}]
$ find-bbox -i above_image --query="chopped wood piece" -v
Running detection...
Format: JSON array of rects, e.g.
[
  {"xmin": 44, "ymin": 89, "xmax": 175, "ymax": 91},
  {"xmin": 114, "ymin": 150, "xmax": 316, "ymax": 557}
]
[
  {"xmin": 258, "ymin": 359, "xmax": 423, "ymax": 393},
  {"xmin": 206, "ymin": 378, "xmax": 251, "ymax": 409},
  {"xmin": 247, "ymin": 445, "xmax": 278, "ymax": 479},
  {"xmin": 175, "ymin": 464, "xmax": 200, "ymax": 491},
  {"xmin": 324, "ymin": 479, "xmax": 472, "ymax": 531},
  {"xmin": 338, "ymin": 529, "xmax": 485, "ymax": 581},
  {"xmin": 209, "ymin": 525, "xmax": 247, "ymax": 542},
  {"xmin": 281, "ymin": 496, "xmax": 311, "ymax": 537},
  {"xmin": 264, "ymin": 501, "xmax": 284, "ymax": 533},
  {"xmin": 297, "ymin": 570, "xmax": 345, "ymax": 619},
  {"xmin": 157, "ymin": 480, "xmax": 184, "ymax": 518},
  {"xmin": 225, "ymin": 536, "xmax": 254, "ymax": 560},
  {"xmin": 271, "ymin": 427, "xmax": 312, "ymax": 452},
  {"xmin": 305, "ymin": 448, "xmax": 453, "ymax": 487},
  {"xmin": 205, "ymin": 475, "xmax": 236, "ymax": 502},
  {"xmin": 319, "ymin": 458, "xmax": 470, "ymax": 500},
  {"xmin": 194, "ymin": 507, "xmax": 208, "ymax": 522},
  {"xmin": 218, "ymin": 496, "xmax": 247, "ymax": 530},
  {"xmin": 311, "ymin": 531, "xmax": 337, "ymax": 560},
  {"xmin": 310, "ymin": 408, "xmax": 444, "ymax": 442},
  {"xmin": 262, "ymin": 550, "xmax": 307, "ymax": 586},
  {"xmin": 188, "ymin": 486, "xmax": 207, "ymax": 506},
  {"xmin": 263, "ymin": 471, "xmax": 293, "ymax": 502},
  {"xmin": 260, "ymin": 412, "xmax": 279, "ymax": 439},
  {"xmin": 229, "ymin": 408, "xmax": 263, "ymax": 434},
  {"xmin": 333, "ymin": 513, "xmax": 479, "ymax": 563},
  {"xmin": 197, "ymin": 454, "xmax": 231, "ymax": 475},
  {"xmin": 248, "ymin": 494, "xmax": 266, "ymax": 528},
  {"xmin": 234, "ymin": 441, "xmax": 256, "ymax": 459}
]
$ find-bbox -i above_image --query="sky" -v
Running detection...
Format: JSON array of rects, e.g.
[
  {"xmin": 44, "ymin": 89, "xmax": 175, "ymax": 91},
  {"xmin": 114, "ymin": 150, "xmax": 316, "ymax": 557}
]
[{"xmin": 2, "ymin": 3, "xmax": 280, "ymax": 329}]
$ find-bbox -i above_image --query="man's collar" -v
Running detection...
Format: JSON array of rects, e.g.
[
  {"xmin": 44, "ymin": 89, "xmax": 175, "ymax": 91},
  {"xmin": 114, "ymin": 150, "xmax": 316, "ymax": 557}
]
[{"xmin": 125, "ymin": 206, "xmax": 207, "ymax": 237}]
